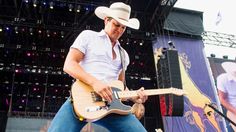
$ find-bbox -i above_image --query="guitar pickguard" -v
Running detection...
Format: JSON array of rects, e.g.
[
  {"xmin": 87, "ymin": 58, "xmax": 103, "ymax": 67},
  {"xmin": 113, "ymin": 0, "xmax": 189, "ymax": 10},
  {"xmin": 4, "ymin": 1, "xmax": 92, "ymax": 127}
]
[{"xmin": 107, "ymin": 87, "xmax": 131, "ymax": 111}]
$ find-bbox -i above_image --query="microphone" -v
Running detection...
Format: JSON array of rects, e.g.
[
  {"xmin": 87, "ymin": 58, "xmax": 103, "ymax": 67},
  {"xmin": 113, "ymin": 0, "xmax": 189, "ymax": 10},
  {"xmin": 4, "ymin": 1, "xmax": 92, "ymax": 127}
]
[{"xmin": 205, "ymin": 103, "xmax": 236, "ymax": 127}]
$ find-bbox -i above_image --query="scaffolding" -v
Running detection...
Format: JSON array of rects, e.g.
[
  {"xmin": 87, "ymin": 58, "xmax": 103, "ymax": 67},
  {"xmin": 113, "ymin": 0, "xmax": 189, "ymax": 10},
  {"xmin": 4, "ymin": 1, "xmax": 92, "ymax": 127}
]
[{"xmin": 202, "ymin": 31, "xmax": 236, "ymax": 48}]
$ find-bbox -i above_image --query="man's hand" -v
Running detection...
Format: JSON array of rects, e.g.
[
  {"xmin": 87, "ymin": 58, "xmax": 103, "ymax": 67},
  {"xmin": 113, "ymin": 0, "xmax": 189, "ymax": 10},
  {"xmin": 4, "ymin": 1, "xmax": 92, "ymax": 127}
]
[
  {"xmin": 132, "ymin": 87, "xmax": 148, "ymax": 104},
  {"xmin": 92, "ymin": 81, "xmax": 113, "ymax": 103}
]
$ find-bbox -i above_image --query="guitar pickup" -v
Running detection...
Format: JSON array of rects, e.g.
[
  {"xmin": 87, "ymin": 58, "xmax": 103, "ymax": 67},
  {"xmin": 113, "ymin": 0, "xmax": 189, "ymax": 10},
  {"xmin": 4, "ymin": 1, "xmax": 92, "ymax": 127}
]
[
  {"xmin": 86, "ymin": 106, "xmax": 100, "ymax": 112},
  {"xmin": 85, "ymin": 106, "xmax": 109, "ymax": 112}
]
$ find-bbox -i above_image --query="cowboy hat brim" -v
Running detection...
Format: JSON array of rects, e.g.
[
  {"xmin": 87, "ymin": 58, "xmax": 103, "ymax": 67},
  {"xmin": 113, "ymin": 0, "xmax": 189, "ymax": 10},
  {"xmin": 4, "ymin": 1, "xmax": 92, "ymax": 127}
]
[{"xmin": 95, "ymin": 6, "xmax": 140, "ymax": 30}]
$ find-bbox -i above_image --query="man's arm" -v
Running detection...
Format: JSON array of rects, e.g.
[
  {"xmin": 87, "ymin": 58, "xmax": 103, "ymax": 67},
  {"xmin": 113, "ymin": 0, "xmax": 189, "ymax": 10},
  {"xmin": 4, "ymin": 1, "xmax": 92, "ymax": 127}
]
[
  {"xmin": 63, "ymin": 48, "xmax": 100, "ymax": 86},
  {"xmin": 63, "ymin": 48, "xmax": 113, "ymax": 102},
  {"xmin": 218, "ymin": 90, "xmax": 236, "ymax": 114}
]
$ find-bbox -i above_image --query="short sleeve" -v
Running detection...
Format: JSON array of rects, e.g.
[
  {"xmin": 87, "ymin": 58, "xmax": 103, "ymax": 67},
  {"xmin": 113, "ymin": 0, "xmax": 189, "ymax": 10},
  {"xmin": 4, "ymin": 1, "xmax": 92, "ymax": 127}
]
[
  {"xmin": 70, "ymin": 30, "xmax": 90, "ymax": 54},
  {"xmin": 217, "ymin": 74, "xmax": 227, "ymax": 92}
]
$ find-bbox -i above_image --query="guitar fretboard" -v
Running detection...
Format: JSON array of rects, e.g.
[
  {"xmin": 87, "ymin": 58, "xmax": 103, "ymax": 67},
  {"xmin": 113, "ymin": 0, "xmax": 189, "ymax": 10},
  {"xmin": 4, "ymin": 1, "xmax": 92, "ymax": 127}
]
[{"xmin": 117, "ymin": 87, "xmax": 183, "ymax": 98}]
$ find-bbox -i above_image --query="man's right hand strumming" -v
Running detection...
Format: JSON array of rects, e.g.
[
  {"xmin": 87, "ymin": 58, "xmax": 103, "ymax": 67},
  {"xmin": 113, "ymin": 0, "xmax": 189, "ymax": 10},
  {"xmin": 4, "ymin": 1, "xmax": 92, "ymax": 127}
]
[{"xmin": 92, "ymin": 81, "xmax": 113, "ymax": 103}]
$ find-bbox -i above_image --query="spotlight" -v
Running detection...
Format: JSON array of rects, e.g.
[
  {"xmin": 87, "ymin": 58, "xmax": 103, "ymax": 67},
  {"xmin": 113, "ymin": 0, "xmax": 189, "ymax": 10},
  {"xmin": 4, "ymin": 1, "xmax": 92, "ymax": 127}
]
[
  {"xmin": 85, "ymin": 7, "xmax": 89, "ymax": 11},
  {"xmin": 86, "ymin": 25, "xmax": 90, "ymax": 30},
  {"xmin": 61, "ymin": 22, "xmax": 66, "ymax": 26},
  {"xmin": 14, "ymin": 27, "xmax": 19, "ymax": 34},
  {"xmin": 5, "ymin": 27, "xmax": 10, "ymax": 31},
  {"xmin": 145, "ymin": 32, "xmax": 150, "ymax": 37},
  {"xmin": 60, "ymin": 31, "xmax": 64, "ymax": 38},
  {"xmin": 139, "ymin": 40, "xmax": 144, "ymax": 46},
  {"xmin": 27, "ymin": 52, "xmax": 31, "ymax": 57},
  {"xmin": 21, "ymin": 28, "xmax": 25, "ymax": 32},
  {"xmin": 140, "ymin": 62, "xmax": 144, "ymax": 67},
  {"xmin": 33, "ymin": 0, "xmax": 37, "ymax": 7},
  {"xmin": 37, "ymin": 20, "xmax": 42, "ymax": 24},
  {"xmin": 24, "ymin": 0, "xmax": 29, "ymax": 3},
  {"xmin": 42, "ymin": 1, "xmax": 46, "ymax": 6},
  {"xmin": 49, "ymin": 2, "xmax": 54, "ymax": 9},
  {"xmin": 38, "ymin": 29, "xmax": 42, "ymax": 34},
  {"xmin": 29, "ymin": 28, "xmax": 34, "ymax": 35},
  {"xmin": 126, "ymin": 38, "xmax": 130, "ymax": 45},
  {"xmin": 53, "ymin": 31, "xmax": 57, "ymax": 37},
  {"xmin": 0, "ymin": 27, "xmax": 3, "ymax": 32},
  {"xmin": 14, "ymin": 17, "xmax": 20, "ymax": 22},
  {"xmin": 68, "ymin": 4, "xmax": 73, "ymax": 12},
  {"xmin": 76, "ymin": 5, "xmax": 81, "ymax": 13},
  {"xmin": 46, "ymin": 30, "xmax": 50, "ymax": 37}
]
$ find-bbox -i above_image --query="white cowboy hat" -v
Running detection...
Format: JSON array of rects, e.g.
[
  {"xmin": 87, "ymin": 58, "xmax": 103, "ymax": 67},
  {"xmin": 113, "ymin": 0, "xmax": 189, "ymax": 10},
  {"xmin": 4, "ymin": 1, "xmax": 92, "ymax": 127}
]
[
  {"xmin": 95, "ymin": 2, "xmax": 140, "ymax": 30},
  {"xmin": 222, "ymin": 62, "xmax": 236, "ymax": 81}
]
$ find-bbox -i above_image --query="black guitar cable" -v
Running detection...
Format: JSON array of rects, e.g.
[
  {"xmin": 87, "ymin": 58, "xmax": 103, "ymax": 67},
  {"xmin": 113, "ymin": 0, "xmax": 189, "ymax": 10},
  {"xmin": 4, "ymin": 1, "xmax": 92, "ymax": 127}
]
[{"xmin": 206, "ymin": 103, "xmax": 236, "ymax": 127}]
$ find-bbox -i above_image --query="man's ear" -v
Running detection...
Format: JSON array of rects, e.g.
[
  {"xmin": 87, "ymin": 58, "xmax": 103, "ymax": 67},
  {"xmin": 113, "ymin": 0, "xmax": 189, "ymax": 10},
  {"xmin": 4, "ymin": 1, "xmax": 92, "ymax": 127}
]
[{"xmin": 104, "ymin": 17, "xmax": 109, "ymax": 24}]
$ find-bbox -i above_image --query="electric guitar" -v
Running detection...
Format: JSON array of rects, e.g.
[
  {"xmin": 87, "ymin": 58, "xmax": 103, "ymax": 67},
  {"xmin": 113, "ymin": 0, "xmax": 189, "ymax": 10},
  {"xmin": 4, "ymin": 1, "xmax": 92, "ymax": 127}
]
[{"xmin": 71, "ymin": 80, "xmax": 186, "ymax": 122}]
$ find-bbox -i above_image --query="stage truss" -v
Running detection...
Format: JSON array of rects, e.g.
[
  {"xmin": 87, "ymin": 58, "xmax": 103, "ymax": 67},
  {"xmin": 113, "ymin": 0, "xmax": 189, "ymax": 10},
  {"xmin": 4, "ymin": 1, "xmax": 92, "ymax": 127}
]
[{"xmin": 202, "ymin": 31, "xmax": 236, "ymax": 48}]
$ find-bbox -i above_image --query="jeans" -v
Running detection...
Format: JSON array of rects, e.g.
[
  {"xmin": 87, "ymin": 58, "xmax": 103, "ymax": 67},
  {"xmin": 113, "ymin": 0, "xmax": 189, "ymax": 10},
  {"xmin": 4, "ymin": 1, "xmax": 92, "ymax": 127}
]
[{"xmin": 48, "ymin": 99, "xmax": 147, "ymax": 132}]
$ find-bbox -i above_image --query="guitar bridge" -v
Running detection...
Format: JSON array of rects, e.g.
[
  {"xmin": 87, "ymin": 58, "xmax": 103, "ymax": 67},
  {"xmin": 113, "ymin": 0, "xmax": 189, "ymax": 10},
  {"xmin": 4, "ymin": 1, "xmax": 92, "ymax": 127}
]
[{"xmin": 91, "ymin": 92, "xmax": 103, "ymax": 102}]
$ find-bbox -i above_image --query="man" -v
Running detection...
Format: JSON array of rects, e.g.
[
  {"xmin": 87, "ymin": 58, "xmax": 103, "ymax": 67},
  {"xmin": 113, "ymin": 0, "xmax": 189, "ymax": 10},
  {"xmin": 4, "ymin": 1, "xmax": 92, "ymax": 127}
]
[
  {"xmin": 48, "ymin": 2, "xmax": 148, "ymax": 132},
  {"xmin": 217, "ymin": 62, "xmax": 236, "ymax": 131}
]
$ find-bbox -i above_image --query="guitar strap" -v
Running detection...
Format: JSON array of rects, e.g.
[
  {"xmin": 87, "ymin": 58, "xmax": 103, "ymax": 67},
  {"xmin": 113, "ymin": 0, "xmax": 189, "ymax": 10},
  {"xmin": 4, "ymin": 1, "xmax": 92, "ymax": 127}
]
[{"xmin": 118, "ymin": 45, "xmax": 127, "ymax": 90}]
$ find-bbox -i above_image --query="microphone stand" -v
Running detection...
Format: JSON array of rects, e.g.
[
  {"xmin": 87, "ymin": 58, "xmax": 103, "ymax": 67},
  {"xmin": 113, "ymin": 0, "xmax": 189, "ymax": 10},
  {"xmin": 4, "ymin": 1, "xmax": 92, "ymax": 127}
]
[{"xmin": 206, "ymin": 103, "xmax": 236, "ymax": 127}]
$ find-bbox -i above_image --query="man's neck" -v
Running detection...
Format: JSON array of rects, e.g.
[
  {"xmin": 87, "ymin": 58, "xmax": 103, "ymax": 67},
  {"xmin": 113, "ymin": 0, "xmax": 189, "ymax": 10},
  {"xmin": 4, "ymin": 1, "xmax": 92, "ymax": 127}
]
[
  {"xmin": 107, "ymin": 36, "xmax": 116, "ymax": 47},
  {"xmin": 103, "ymin": 30, "xmax": 117, "ymax": 47},
  {"xmin": 111, "ymin": 41, "xmax": 116, "ymax": 48}
]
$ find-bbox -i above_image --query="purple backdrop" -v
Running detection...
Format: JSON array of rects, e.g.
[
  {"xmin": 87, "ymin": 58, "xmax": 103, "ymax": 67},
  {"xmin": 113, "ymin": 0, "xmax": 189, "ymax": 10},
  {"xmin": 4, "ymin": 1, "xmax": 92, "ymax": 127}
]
[{"xmin": 153, "ymin": 35, "xmax": 226, "ymax": 132}]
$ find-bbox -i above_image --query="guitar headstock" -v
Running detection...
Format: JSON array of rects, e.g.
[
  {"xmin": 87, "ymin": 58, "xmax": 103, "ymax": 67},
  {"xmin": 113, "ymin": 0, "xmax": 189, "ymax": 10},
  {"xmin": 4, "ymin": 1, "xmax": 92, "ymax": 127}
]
[{"xmin": 169, "ymin": 87, "xmax": 187, "ymax": 96}]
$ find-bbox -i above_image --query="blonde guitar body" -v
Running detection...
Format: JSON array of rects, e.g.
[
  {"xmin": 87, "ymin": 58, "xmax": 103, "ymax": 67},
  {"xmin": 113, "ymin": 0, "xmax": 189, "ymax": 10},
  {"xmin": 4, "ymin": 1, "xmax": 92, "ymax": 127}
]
[
  {"xmin": 71, "ymin": 80, "xmax": 130, "ymax": 122},
  {"xmin": 71, "ymin": 80, "xmax": 186, "ymax": 122}
]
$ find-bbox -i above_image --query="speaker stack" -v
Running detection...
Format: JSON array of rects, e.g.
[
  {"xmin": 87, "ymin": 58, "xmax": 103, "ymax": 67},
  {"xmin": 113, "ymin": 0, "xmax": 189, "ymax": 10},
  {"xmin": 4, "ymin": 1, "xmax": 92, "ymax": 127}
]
[{"xmin": 156, "ymin": 49, "xmax": 184, "ymax": 116}]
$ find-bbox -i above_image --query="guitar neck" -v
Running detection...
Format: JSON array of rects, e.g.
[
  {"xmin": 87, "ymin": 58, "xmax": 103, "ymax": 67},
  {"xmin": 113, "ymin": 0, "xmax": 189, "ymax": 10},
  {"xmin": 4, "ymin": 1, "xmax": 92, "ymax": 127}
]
[{"xmin": 117, "ymin": 88, "xmax": 177, "ymax": 98}]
